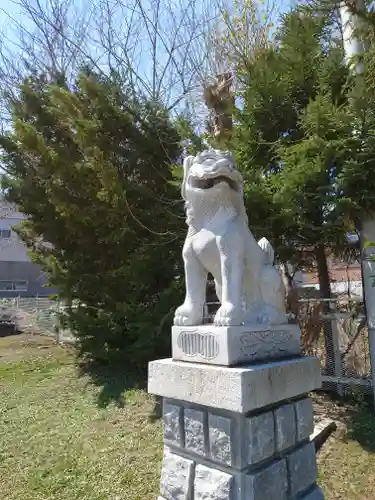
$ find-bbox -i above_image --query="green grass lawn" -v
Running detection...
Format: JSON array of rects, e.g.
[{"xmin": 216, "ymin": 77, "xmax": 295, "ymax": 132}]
[
  {"xmin": 1, "ymin": 336, "xmax": 375, "ymax": 499},
  {"xmin": 0, "ymin": 340, "xmax": 162, "ymax": 500}
]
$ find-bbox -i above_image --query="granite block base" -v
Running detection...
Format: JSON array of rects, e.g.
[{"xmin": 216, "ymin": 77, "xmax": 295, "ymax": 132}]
[{"xmin": 148, "ymin": 355, "xmax": 324, "ymax": 499}]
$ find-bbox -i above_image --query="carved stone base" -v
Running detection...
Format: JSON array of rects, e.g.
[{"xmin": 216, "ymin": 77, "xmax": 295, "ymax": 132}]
[{"xmin": 171, "ymin": 324, "xmax": 301, "ymax": 366}]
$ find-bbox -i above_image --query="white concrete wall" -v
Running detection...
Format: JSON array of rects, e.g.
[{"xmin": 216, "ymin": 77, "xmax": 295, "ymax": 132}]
[
  {"xmin": 301, "ymin": 281, "xmax": 363, "ymax": 298},
  {"xmin": 0, "ymin": 202, "xmax": 29, "ymax": 262}
]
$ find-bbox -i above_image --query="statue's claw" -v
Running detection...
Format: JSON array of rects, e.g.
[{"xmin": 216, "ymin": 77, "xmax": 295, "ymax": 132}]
[
  {"xmin": 174, "ymin": 302, "xmax": 203, "ymax": 326},
  {"xmin": 214, "ymin": 303, "xmax": 242, "ymax": 326}
]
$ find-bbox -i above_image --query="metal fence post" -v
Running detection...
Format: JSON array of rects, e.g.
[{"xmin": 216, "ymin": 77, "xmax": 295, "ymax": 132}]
[
  {"xmin": 56, "ymin": 299, "xmax": 61, "ymax": 343},
  {"xmin": 329, "ymin": 301, "xmax": 344, "ymax": 397},
  {"xmin": 360, "ymin": 232, "xmax": 375, "ymax": 407}
]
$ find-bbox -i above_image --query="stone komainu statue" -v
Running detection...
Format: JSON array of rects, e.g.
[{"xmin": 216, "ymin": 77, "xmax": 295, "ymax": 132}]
[{"xmin": 174, "ymin": 149, "xmax": 287, "ymax": 327}]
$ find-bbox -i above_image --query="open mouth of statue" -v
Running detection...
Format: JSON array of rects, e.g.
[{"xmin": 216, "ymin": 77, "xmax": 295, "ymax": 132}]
[{"xmin": 190, "ymin": 175, "xmax": 238, "ymax": 191}]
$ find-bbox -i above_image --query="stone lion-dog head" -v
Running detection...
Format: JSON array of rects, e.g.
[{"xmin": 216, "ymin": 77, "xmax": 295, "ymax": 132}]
[{"xmin": 181, "ymin": 150, "xmax": 246, "ymax": 229}]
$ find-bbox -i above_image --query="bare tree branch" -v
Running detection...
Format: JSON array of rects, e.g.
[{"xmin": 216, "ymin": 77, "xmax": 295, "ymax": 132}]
[{"xmin": 0, "ymin": 0, "xmax": 246, "ymax": 124}]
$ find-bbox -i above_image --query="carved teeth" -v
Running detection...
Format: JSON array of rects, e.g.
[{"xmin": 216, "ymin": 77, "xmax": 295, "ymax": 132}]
[{"xmin": 190, "ymin": 174, "xmax": 239, "ymax": 191}]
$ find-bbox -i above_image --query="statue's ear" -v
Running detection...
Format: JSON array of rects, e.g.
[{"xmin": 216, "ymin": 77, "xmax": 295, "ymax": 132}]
[
  {"xmin": 258, "ymin": 237, "xmax": 275, "ymax": 265},
  {"xmin": 181, "ymin": 156, "xmax": 194, "ymax": 200}
]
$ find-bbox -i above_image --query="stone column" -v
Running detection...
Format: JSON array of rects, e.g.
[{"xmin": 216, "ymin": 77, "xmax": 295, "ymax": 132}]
[{"xmin": 148, "ymin": 325, "xmax": 324, "ymax": 500}]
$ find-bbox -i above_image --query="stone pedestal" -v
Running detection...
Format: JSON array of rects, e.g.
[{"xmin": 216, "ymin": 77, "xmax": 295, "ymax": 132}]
[
  {"xmin": 148, "ymin": 326, "xmax": 324, "ymax": 500},
  {"xmin": 172, "ymin": 324, "xmax": 301, "ymax": 366}
]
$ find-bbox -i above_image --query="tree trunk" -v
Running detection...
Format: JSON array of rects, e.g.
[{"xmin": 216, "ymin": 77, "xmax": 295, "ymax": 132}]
[
  {"xmin": 280, "ymin": 263, "xmax": 298, "ymax": 318},
  {"xmin": 315, "ymin": 244, "xmax": 335, "ymax": 375}
]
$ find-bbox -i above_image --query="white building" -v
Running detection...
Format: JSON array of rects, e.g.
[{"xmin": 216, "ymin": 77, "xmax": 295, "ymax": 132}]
[{"xmin": 0, "ymin": 202, "xmax": 55, "ymax": 296}]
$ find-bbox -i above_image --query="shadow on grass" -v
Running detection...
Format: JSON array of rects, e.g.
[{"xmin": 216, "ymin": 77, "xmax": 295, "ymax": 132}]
[
  {"xmin": 347, "ymin": 400, "xmax": 375, "ymax": 453},
  {"xmin": 79, "ymin": 359, "xmax": 164, "ymax": 419},
  {"xmin": 78, "ymin": 359, "xmax": 147, "ymax": 408},
  {"xmin": 0, "ymin": 327, "xmax": 19, "ymax": 338},
  {"xmin": 313, "ymin": 389, "xmax": 375, "ymax": 454}
]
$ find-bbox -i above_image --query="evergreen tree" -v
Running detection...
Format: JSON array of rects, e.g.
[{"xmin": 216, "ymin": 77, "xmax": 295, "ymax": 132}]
[
  {"xmin": 231, "ymin": 8, "xmax": 352, "ymax": 372},
  {"xmin": 234, "ymin": 9, "xmax": 350, "ymax": 265},
  {"xmin": 0, "ymin": 70, "xmax": 184, "ymax": 368}
]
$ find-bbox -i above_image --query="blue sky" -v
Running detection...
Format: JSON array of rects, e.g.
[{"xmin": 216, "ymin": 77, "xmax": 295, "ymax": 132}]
[
  {"xmin": 0, "ymin": 0, "xmax": 296, "ymax": 54},
  {"xmin": 0, "ymin": 0, "xmax": 296, "ymax": 111}
]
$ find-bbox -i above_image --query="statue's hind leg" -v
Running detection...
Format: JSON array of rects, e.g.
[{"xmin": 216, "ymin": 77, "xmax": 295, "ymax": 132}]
[{"xmin": 214, "ymin": 279, "xmax": 222, "ymax": 304}]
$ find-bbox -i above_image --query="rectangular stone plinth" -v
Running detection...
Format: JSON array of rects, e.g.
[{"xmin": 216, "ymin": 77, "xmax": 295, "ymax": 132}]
[
  {"xmin": 157, "ymin": 396, "xmax": 322, "ymax": 499},
  {"xmin": 172, "ymin": 324, "xmax": 301, "ymax": 366},
  {"xmin": 158, "ymin": 401, "xmax": 321, "ymax": 499},
  {"xmin": 148, "ymin": 356, "xmax": 321, "ymax": 413},
  {"xmin": 162, "ymin": 396, "xmax": 315, "ymax": 470}
]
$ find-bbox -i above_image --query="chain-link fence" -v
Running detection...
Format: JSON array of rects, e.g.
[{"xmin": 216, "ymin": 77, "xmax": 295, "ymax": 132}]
[
  {"xmin": 0, "ymin": 296, "xmax": 75, "ymax": 343},
  {"xmin": 297, "ymin": 297, "xmax": 371, "ymax": 396},
  {"xmin": 204, "ymin": 296, "xmax": 372, "ymax": 396}
]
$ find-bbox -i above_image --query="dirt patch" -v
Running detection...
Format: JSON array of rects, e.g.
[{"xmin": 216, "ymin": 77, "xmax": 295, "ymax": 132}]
[
  {"xmin": 313, "ymin": 391, "xmax": 354, "ymax": 420},
  {"xmin": 0, "ymin": 333, "xmax": 65, "ymax": 363}
]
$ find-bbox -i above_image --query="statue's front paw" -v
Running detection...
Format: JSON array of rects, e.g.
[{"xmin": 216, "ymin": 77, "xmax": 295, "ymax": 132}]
[
  {"xmin": 214, "ymin": 302, "xmax": 242, "ymax": 326},
  {"xmin": 174, "ymin": 302, "xmax": 203, "ymax": 326}
]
